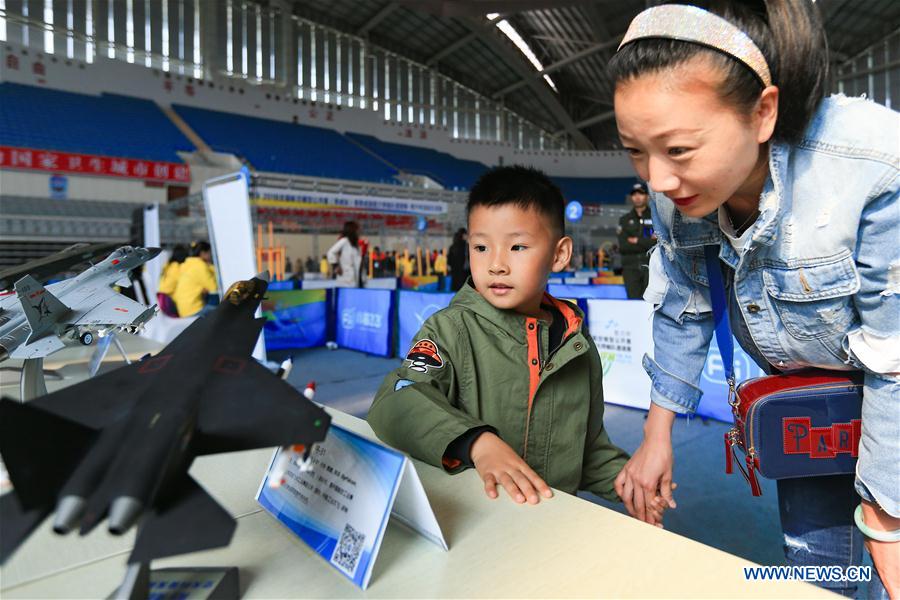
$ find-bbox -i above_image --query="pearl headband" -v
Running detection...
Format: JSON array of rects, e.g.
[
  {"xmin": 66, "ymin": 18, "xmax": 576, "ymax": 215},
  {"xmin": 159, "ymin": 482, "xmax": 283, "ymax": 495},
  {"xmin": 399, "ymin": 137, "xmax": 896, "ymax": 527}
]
[{"xmin": 617, "ymin": 4, "xmax": 773, "ymax": 87}]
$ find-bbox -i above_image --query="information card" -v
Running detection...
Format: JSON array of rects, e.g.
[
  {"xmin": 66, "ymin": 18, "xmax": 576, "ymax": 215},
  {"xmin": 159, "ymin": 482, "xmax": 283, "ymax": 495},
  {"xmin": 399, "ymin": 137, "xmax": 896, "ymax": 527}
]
[{"xmin": 256, "ymin": 424, "xmax": 446, "ymax": 589}]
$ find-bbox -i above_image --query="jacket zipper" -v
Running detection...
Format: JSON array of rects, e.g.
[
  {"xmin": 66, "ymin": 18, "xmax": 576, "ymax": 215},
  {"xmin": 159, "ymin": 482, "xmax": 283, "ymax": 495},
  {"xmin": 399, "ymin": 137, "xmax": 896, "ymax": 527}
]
[{"xmin": 522, "ymin": 320, "xmax": 542, "ymax": 460}]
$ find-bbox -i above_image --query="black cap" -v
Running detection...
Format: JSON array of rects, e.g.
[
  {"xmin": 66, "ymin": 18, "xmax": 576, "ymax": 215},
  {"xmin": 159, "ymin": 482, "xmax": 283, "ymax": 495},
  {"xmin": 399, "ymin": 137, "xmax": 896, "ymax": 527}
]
[{"xmin": 630, "ymin": 182, "xmax": 648, "ymax": 195}]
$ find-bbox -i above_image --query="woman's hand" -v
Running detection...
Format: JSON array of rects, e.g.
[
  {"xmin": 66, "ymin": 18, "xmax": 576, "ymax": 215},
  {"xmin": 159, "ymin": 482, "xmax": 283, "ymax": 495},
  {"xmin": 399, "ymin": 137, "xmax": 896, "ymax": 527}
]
[
  {"xmin": 861, "ymin": 500, "xmax": 900, "ymax": 596},
  {"xmin": 615, "ymin": 404, "xmax": 678, "ymax": 525}
]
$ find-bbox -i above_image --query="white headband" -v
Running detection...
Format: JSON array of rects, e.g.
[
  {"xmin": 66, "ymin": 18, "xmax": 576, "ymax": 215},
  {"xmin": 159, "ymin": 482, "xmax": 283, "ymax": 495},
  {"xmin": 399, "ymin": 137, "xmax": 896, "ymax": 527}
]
[{"xmin": 618, "ymin": 4, "xmax": 772, "ymax": 87}]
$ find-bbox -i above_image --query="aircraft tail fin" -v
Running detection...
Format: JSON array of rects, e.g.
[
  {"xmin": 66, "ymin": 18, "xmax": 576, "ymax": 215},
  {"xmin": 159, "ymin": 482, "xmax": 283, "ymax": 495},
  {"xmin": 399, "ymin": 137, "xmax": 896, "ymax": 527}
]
[
  {"xmin": 14, "ymin": 276, "xmax": 69, "ymax": 342},
  {"xmin": 129, "ymin": 474, "xmax": 236, "ymax": 563}
]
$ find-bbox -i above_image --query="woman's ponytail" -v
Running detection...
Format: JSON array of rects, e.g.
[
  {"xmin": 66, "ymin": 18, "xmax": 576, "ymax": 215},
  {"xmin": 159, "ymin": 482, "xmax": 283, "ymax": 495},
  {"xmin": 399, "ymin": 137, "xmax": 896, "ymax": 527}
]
[{"xmin": 763, "ymin": 0, "xmax": 830, "ymax": 143}]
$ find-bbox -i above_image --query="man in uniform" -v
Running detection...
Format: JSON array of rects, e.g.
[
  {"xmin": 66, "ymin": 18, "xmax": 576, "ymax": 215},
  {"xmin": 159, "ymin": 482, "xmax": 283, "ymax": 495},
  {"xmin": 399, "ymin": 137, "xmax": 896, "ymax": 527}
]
[{"xmin": 617, "ymin": 183, "xmax": 656, "ymax": 299}]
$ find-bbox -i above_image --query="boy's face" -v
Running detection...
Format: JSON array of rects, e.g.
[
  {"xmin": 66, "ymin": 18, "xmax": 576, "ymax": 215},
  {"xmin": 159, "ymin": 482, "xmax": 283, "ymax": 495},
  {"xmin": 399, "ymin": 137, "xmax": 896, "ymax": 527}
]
[{"xmin": 468, "ymin": 204, "xmax": 572, "ymax": 318}]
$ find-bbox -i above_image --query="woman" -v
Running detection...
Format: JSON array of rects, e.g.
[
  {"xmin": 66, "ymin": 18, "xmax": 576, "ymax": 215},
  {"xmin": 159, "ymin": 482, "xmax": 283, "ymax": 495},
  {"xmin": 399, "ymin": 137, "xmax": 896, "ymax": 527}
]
[
  {"xmin": 326, "ymin": 221, "xmax": 362, "ymax": 287},
  {"xmin": 608, "ymin": 2, "xmax": 898, "ymax": 596},
  {"xmin": 172, "ymin": 241, "xmax": 217, "ymax": 317},
  {"xmin": 156, "ymin": 245, "xmax": 187, "ymax": 317}
]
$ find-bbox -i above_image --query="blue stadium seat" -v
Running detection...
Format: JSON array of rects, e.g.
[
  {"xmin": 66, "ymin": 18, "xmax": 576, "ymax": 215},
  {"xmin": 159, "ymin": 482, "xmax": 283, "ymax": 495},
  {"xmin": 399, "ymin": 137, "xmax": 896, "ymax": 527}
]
[
  {"xmin": 345, "ymin": 132, "xmax": 488, "ymax": 190},
  {"xmin": 173, "ymin": 105, "xmax": 399, "ymax": 184},
  {"xmin": 0, "ymin": 82, "xmax": 194, "ymax": 163}
]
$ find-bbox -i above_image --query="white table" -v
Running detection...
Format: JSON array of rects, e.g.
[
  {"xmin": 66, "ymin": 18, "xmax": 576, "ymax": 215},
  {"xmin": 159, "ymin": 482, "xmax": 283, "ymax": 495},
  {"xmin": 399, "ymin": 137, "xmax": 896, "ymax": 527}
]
[{"xmin": 0, "ymin": 408, "xmax": 831, "ymax": 598}]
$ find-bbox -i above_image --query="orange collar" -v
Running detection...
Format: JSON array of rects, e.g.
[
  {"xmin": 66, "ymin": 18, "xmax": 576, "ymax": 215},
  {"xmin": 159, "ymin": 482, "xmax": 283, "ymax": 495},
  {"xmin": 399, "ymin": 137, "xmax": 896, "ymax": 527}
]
[{"xmin": 541, "ymin": 292, "xmax": 582, "ymax": 339}]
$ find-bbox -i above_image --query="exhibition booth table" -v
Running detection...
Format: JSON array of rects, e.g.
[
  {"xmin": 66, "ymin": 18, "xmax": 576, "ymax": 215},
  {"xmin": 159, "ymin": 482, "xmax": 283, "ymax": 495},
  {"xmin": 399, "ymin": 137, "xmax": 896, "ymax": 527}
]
[{"xmin": 1, "ymin": 408, "xmax": 829, "ymax": 598}]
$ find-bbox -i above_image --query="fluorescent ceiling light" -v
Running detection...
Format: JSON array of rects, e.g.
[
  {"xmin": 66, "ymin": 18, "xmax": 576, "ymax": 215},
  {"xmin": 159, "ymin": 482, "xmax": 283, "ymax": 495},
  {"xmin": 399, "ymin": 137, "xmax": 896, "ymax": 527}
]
[{"xmin": 488, "ymin": 14, "xmax": 557, "ymax": 92}]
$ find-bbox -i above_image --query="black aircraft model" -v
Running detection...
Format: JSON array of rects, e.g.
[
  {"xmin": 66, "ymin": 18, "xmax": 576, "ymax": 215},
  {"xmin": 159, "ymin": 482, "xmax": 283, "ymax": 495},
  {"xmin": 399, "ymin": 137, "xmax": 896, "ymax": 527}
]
[{"xmin": 0, "ymin": 274, "xmax": 331, "ymax": 565}]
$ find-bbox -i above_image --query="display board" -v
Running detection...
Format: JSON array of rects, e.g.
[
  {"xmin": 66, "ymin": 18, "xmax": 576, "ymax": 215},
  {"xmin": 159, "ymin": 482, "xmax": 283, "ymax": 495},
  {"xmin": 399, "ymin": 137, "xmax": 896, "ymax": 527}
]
[
  {"xmin": 262, "ymin": 289, "xmax": 328, "ymax": 351},
  {"xmin": 257, "ymin": 424, "xmax": 446, "ymax": 590},
  {"xmin": 587, "ymin": 299, "xmax": 767, "ymax": 422},
  {"xmin": 141, "ymin": 203, "xmax": 162, "ymax": 302},
  {"xmin": 399, "ymin": 275, "xmax": 439, "ymax": 291},
  {"xmin": 587, "ymin": 299, "xmax": 655, "ymax": 410},
  {"xmin": 203, "ymin": 170, "xmax": 265, "ymax": 360},
  {"xmin": 335, "ymin": 288, "xmax": 394, "ymax": 357},
  {"xmin": 548, "ymin": 283, "xmax": 627, "ymax": 300},
  {"xmin": 396, "ymin": 290, "xmax": 456, "ymax": 356}
]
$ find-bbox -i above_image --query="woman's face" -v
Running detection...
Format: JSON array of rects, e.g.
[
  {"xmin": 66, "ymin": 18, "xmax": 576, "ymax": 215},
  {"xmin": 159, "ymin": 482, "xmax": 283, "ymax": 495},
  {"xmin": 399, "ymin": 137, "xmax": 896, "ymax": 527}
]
[{"xmin": 614, "ymin": 57, "xmax": 778, "ymax": 218}]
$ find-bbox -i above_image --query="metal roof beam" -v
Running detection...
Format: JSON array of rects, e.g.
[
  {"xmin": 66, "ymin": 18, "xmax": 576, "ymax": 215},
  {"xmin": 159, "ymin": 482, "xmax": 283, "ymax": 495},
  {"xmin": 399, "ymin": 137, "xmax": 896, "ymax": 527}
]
[
  {"xmin": 554, "ymin": 109, "xmax": 615, "ymax": 135},
  {"xmin": 426, "ymin": 31, "xmax": 478, "ymax": 65},
  {"xmin": 492, "ymin": 36, "xmax": 622, "ymax": 98},
  {"xmin": 356, "ymin": 3, "xmax": 398, "ymax": 36},
  {"xmin": 462, "ymin": 18, "xmax": 593, "ymax": 149}
]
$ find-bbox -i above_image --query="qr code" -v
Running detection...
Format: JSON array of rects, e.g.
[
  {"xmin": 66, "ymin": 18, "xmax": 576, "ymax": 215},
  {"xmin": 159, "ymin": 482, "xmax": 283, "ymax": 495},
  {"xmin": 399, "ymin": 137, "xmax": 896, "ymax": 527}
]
[{"xmin": 331, "ymin": 522, "xmax": 366, "ymax": 577}]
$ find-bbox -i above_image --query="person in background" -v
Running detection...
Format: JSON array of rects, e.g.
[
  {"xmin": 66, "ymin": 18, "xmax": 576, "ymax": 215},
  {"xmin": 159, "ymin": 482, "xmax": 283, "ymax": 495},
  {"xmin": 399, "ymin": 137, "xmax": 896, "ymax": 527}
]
[
  {"xmin": 399, "ymin": 252, "xmax": 415, "ymax": 277},
  {"xmin": 433, "ymin": 250, "xmax": 448, "ymax": 290},
  {"xmin": 385, "ymin": 251, "xmax": 397, "ymax": 276},
  {"xmin": 319, "ymin": 255, "xmax": 329, "ymax": 277},
  {"xmin": 447, "ymin": 228, "xmax": 469, "ymax": 292},
  {"xmin": 617, "ymin": 182, "xmax": 656, "ymax": 299},
  {"xmin": 305, "ymin": 256, "xmax": 316, "ymax": 275},
  {"xmin": 291, "ymin": 257, "xmax": 304, "ymax": 280},
  {"xmin": 172, "ymin": 241, "xmax": 217, "ymax": 317},
  {"xmin": 156, "ymin": 244, "xmax": 188, "ymax": 317},
  {"xmin": 372, "ymin": 246, "xmax": 385, "ymax": 277},
  {"xmin": 326, "ymin": 221, "xmax": 363, "ymax": 287}
]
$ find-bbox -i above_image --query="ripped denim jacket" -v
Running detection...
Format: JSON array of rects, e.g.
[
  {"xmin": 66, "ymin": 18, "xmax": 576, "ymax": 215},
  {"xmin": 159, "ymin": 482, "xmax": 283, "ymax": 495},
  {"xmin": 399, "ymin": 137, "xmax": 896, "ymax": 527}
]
[{"xmin": 642, "ymin": 96, "xmax": 900, "ymax": 515}]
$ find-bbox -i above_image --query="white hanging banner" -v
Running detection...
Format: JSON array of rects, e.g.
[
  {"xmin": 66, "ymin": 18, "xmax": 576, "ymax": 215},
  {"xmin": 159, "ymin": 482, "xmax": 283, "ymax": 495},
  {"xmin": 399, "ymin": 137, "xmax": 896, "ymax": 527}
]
[{"xmin": 203, "ymin": 170, "xmax": 265, "ymax": 361}]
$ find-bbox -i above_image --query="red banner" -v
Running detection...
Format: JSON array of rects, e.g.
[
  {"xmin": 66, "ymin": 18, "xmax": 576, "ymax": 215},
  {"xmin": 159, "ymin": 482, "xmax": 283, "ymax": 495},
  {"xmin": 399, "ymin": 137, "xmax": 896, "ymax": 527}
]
[{"xmin": 0, "ymin": 146, "xmax": 190, "ymax": 183}]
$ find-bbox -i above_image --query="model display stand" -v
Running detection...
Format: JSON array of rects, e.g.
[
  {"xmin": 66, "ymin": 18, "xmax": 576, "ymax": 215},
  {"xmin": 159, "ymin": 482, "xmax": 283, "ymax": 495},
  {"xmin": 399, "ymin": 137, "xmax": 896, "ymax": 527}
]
[{"xmin": 112, "ymin": 562, "xmax": 238, "ymax": 600}]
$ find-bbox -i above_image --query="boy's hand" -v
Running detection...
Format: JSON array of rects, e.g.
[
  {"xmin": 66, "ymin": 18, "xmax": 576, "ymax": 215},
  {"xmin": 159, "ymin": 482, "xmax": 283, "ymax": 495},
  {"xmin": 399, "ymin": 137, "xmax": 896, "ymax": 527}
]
[
  {"xmin": 470, "ymin": 432, "xmax": 553, "ymax": 504},
  {"xmin": 645, "ymin": 483, "xmax": 678, "ymax": 528}
]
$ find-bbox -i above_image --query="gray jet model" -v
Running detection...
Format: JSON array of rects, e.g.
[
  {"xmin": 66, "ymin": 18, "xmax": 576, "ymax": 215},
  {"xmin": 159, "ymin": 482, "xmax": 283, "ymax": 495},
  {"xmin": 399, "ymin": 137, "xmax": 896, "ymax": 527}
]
[{"xmin": 0, "ymin": 246, "xmax": 160, "ymax": 362}]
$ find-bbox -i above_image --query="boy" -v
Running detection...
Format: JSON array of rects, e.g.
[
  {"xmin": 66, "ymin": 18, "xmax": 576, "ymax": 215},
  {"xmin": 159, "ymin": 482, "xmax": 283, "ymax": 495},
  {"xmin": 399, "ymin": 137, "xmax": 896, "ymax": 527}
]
[{"xmin": 368, "ymin": 166, "xmax": 634, "ymax": 508}]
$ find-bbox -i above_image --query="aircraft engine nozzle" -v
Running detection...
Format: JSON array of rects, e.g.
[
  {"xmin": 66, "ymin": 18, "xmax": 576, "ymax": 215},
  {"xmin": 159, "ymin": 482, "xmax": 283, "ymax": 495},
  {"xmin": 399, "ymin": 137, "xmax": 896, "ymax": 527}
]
[
  {"xmin": 107, "ymin": 497, "xmax": 143, "ymax": 535},
  {"xmin": 0, "ymin": 344, "xmax": 8, "ymax": 363},
  {"xmin": 52, "ymin": 495, "xmax": 86, "ymax": 534}
]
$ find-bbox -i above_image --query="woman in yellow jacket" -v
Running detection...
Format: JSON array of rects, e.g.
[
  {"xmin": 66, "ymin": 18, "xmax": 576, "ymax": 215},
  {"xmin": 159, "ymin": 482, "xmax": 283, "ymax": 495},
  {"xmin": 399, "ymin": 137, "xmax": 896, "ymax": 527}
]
[
  {"xmin": 158, "ymin": 245, "xmax": 188, "ymax": 295},
  {"xmin": 172, "ymin": 241, "xmax": 217, "ymax": 317},
  {"xmin": 157, "ymin": 245, "xmax": 188, "ymax": 317}
]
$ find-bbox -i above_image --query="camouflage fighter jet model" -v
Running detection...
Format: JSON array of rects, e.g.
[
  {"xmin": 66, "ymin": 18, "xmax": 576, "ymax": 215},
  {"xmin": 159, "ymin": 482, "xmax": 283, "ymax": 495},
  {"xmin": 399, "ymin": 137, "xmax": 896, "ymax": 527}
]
[
  {"xmin": 0, "ymin": 246, "xmax": 160, "ymax": 362},
  {"xmin": 0, "ymin": 274, "xmax": 331, "ymax": 567}
]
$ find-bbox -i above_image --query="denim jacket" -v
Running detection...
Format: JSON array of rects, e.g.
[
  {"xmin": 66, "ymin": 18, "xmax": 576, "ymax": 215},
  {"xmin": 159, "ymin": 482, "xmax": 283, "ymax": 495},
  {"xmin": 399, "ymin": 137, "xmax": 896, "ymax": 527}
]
[{"xmin": 642, "ymin": 95, "xmax": 900, "ymax": 516}]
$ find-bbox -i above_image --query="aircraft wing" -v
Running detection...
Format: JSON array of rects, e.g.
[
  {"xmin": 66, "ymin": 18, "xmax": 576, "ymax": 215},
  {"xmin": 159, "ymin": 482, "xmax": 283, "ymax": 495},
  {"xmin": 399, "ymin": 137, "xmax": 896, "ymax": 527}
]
[
  {"xmin": 9, "ymin": 335, "xmax": 66, "ymax": 359},
  {"xmin": 0, "ymin": 242, "xmax": 119, "ymax": 291},
  {"xmin": 69, "ymin": 289, "xmax": 155, "ymax": 329},
  {"xmin": 193, "ymin": 359, "xmax": 331, "ymax": 456},
  {"xmin": 25, "ymin": 359, "xmax": 155, "ymax": 430}
]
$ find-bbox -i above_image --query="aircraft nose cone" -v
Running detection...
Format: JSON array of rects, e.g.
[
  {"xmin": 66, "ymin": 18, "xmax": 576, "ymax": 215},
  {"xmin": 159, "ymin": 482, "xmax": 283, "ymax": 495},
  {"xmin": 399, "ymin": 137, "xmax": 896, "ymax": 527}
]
[
  {"xmin": 52, "ymin": 496, "xmax": 86, "ymax": 534},
  {"xmin": 108, "ymin": 497, "xmax": 143, "ymax": 535},
  {"xmin": 145, "ymin": 247, "xmax": 162, "ymax": 259}
]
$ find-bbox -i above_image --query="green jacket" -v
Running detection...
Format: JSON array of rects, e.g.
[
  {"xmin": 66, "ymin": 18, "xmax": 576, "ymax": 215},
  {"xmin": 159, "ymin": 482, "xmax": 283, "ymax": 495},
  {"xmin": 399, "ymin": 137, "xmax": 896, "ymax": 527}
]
[
  {"xmin": 367, "ymin": 283, "xmax": 628, "ymax": 501},
  {"xmin": 617, "ymin": 207, "xmax": 656, "ymax": 268}
]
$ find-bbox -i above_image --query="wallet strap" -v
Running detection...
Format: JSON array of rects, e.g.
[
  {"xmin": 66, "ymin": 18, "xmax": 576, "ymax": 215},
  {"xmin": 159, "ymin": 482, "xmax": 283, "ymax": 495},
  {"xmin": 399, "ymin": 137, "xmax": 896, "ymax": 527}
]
[{"xmin": 703, "ymin": 245, "xmax": 736, "ymax": 398}]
